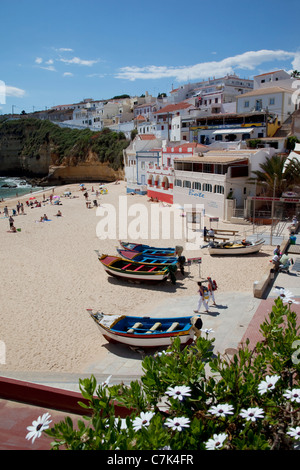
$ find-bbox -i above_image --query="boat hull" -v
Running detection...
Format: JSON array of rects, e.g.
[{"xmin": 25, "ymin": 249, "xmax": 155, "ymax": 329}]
[
  {"xmin": 101, "ymin": 329, "xmax": 194, "ymax": 348},
  {"xmin": 88, "ymin": 312, "xmax": 197, "ymax": 348},
  {"xmin": 103, "ymin": 265, "xmax": 169, "ymax": 282},
  {"xmin": 99, "ymin": 254, "xmax": 172, "ymax": 283},
  {"xmin": 117, "ymin": 249, "xmax": 178, "ymax": 264},
  {"xmin": 208, "ymin": 240, "xmax": 264, "ymax": 255},
  {"xmin": 119, "ymin": 241, "xmax": 176, "ymax": 256}
]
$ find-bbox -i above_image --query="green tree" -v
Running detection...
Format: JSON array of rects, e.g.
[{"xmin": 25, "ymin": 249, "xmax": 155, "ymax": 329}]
[{"xmin": 251, "ymin": 154, "xmax": 297, "ymax": 196}]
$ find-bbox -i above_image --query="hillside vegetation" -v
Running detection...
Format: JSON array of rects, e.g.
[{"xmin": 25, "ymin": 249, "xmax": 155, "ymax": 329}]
[{"xmin": 0, "ymin": 118, "xmax": 130, "ymax": 170}]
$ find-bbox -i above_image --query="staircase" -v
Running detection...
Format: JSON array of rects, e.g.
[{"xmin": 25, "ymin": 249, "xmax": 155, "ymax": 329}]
[{"xmin": 273, "ymin": 114, "xmax": 293, "ymax": 138}]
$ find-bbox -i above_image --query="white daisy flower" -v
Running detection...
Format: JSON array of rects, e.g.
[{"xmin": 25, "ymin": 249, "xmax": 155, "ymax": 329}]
[
  {"xmin": 101, "ymin": 375, "xmax": 112, "ymax": 387},
  {"xmin": 274, "ymin": 288, "xmax": 299, "ymax": 304},
  {"xmin": 165, "ymin": 385, "xmax": 192, "ymax": 401},
  {"xmin": 258, "ymin": 374, "xmax": 280, "ymax": 395},
  {"xmin": 201, "ymin": 328, "xmax": 214, "ymax": 335},
  {"xmin": 208, "ymin": 403, "xmax": 234, "ymax": 417},
  {"xmin": 26, "ymin": 412, "xmax": 52, "ymax": 444},
  {"xmin": 287, "ymin": 427, "xmax": 300, "ymax": 440},
  {"xmin": 205, "ymin": 433, "xmax": 227, "ymax": 450},
  {"xmin": 132, "ymin": 411, "xmax": 155, "ymax": 431},
  {"xmin": 165, "ymin": 416, "xmax": 190, "ymax": 431},
  {"xmin": 239, "ymin": 407, "xmax": 264, "ymax": 422},
  {"xmin": 283, "ymin": 388, "xmax": 300, "ymax": 403},
  {"xmin": 114, "ymin": 418, "xmax": 127, "ymax": 430}
]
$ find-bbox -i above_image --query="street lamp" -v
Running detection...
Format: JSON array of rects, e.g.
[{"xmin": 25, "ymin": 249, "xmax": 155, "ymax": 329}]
[
  {"xmin": 270, "ymin": 175, "xmax": 277, "ymax": 246},
  {"xmin": 252, "ymin": 179, "xmax": 257, "ymax": 234}
]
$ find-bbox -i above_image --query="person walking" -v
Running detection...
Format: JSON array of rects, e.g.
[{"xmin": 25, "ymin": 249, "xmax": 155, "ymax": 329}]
[
  {"xmin": 207, "ymin": 277, "xmax": 217, "ymax": 306},
  {"xmin": 194, "ymin": 282, "xmax": 209, "ymax": 313}
]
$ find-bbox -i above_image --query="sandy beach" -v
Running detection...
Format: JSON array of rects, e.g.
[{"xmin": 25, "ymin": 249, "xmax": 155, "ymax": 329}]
[{"xmin": 0, "ymin": 181, "xmax": 274, "ymax": 373}]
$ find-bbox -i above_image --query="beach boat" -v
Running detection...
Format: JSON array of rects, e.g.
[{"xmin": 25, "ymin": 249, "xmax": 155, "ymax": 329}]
[
  {"xmin": 87, "ymin": 310, "xmax": 202, "ymax": 349},
  {"xmin": 208, "ymin": 238, "xmax": 265, "ymax": 255},
  {"xmin": 119, "ymin": 240, "xmax": 180, "ymax": 257},
  {"xmin": 116, "ymin": 249, "xmax": 178, "ymax": 265},
  {"xmin": 99, "ymin": 254, "xmax": 174, "ymax": 282}
]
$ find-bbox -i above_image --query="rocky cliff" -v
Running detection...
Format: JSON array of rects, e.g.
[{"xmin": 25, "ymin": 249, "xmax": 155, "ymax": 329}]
[{"xmin": 0, "ymin": 118, "xmax": 127, "ymax": 184}]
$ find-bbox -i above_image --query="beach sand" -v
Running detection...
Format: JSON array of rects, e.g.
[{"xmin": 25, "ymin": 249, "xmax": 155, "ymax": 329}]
[{"xmin": 0, "ymin": 181, "xmax": 273, "ymax": 373}]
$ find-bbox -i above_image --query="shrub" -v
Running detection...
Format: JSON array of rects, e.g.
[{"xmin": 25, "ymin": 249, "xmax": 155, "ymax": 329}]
[{"xmin": 28, "ymin": 297, "xmax": 300, "ymax": 450}]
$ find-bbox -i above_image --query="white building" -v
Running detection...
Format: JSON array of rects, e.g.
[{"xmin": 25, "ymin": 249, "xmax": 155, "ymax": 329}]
[
  {"xmin": 123, "ymin": 134, "xmax": 162, "ymax": 194},
  {"xmin": 172, "ymin": 147, "xmax": 276, "ymax": 220},
  {"xmin": 236, "ymin": 86, "xmax": 295, "ymax": 126}
]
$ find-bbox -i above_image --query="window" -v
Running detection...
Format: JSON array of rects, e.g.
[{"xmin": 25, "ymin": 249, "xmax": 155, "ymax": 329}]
[
  {"xmin": 183, "ymin": 180, "xmax": 191, "ymax": 188},
  {"xmin": 141, "ymin": 162, "xmax": 145, "ymax": 170},
  {"xmin": 203, "ymin": 183, "xmax": 212, "ymax": 192},
  {"xmin": 193, "ymin": 182, "xmax": 201, "ymax": 190},
  {"xmin": 244, "ymin": 101, "xmax": 249, "ymax": 108},
  {"xmin": 269, "ymin": 97, "xmax": 275, "ymax": 105},
  {"xmin": 175, "ymin": 179, "xmax": 182, "ymax": 187},
  {"xmin": 214, "ymin": 185, "xmax": 224, "ymax": 194}
]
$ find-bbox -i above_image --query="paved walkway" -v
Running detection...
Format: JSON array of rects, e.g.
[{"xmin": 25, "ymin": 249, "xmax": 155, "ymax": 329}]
[{"xmin": 1, "ymin": 236, "xmax": 299, "ymax": 450}]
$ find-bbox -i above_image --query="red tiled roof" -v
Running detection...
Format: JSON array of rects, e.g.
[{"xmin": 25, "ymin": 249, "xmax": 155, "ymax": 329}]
[
  {"xmin": 164, "ymin": 142, "xmax": 207, "ymax": 153},
  {"xmin": 254, "ymin": 69, "xmax": 285, "ymax": 77},
  {"xmin": 153, "ymin": 101, "xmax": 193, "ymax": 114},
  {"xmin": 136, "ymin": 114, "xmax": 146, "ymax": 121},
  {"xmin": 138, "ymin": 134, "xmax": 157, "ymax": 140}
]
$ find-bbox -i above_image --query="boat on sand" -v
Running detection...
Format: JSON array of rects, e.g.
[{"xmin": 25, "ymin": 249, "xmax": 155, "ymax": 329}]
[
  {"xmin": 119, "ymin": 241, "xmax": 182, "ymax": 257},
  {"xmin": 87, "ymin": 310, "xmax": 202, "ymax": 349},
  {"xmin": 116, "ymin": 249, "xmax": 178, "ymax": 265},
  {"xmin": 99, "ymin": 254, "xmax": 175, "ymax": 283},
  {"xmin": 208, "ymin": 238, "xmax": 265, "ymax": 255}
]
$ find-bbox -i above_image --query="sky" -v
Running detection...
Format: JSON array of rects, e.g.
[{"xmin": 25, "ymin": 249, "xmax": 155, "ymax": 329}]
[{"xmin": 1, "ymin": 0, "xmax": 300, "ymax": 115}]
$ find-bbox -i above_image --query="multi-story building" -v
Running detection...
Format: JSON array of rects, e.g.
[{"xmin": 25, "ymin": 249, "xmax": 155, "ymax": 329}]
[
  {"xmin": 146, "ymin": 145, "xmax": 276, "ymax": 220},
  {"xmin": 123, "ymin": 134, "xmax": 162, "ymax": 194},
  {"xmin": 236, "ymin": 86, "xmax": 295, "ymax": 126},
  {"xmin": 146, "ymin": 142, "xmax": 207, "ymax": 203},
  {"xmin": 188, "ymin": 111, "xmax": 268, "ymax": 145}
]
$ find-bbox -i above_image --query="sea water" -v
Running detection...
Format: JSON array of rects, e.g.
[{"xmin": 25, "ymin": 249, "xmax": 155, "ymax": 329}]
[{"xmin": 0, "ymin": 176, "xmax": 42, "ymax": 201}]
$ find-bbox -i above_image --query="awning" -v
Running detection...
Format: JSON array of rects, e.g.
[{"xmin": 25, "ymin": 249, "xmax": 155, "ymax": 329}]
[{"xmin": 213, "ymin": 128, "xmax": 254, "ymax": 135}]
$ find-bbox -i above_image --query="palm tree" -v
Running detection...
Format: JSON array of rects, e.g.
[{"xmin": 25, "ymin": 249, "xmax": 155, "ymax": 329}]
[{"xmin": 250, "ymin": 154, "xmax": 296, "ymax": 197}]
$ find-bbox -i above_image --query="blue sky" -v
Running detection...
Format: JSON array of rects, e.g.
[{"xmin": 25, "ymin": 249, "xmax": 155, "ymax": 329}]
[{"xmin": 1, "ymin": 0, "xmax": 300, "ymax": 114}]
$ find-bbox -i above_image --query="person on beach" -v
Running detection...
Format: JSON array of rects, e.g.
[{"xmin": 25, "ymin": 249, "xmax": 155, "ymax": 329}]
[
  {"xmin": 194, "ymin": 282, "xmax": 209, "ymax": 313},
  {"xmin": 207, "ymin": 277, "xmax": 217, "ymax": 306},
  {"xmin": 55, "ymin": 210, "xmax": 62, "ymax": 216},
  {"xmin": 273, "ymin": 245, "xmax": 281, "ymax": 256},
  {"xmin": 9, "ymin": 215, "xmax": 14, "ymax": 229},
  {"xmin": 4, "ymin": 206, "xmax": 8, "ymax": 217},
  {"xmin": 208, "ymin": 228, "xmax": 215, "ymax": 241}
]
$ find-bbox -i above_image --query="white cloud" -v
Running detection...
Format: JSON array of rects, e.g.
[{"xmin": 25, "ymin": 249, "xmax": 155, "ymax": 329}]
[
  {"xmin": 63, "ymin": 72, "xmax": 73, "ymax": 77},
  {"xmin": 57, "ymin": 48, "xmax": 73, "ymax": 52},
  {"xmin": 59, "ymin": 56, "xmax": 98, "ymax": 66},
  {"xmin": 35, "ymin": 57, "xmax": 43, "ymax": 64},
  {"xmin": 291, "ymin": 51, "xmax": 300, "ymax": 72},
  {"xmin": 116, "ymin": 49, "xmax": 297, "ymax": 82},
  {"xmin": 5, "ymin": 85, "xmax": 26, "ymax": 98},
  {"xmin": 40, "ymin": 65, "xmax": 56, "ymax": 72},
  {"xmin": 45, "ymin": 59, "xmax": 54, "ymax": 65}
]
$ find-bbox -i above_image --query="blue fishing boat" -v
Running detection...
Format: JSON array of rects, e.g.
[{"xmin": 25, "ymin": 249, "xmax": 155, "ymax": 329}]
[
  {"xmin": 88, "ymin": 310, "xmax": 203, "ymax": 349},
  {"xmin": 119, "ymin": 240, "xmax": 182, "ymax": 257},
  {"xmin": 117, "ymin": 249, "xmax": 178, "ymax": 265}
]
